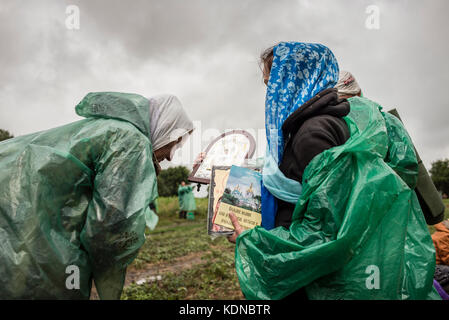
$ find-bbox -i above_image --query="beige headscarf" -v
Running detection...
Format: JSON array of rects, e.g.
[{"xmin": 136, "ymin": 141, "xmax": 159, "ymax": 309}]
[
  {"xmin": 335, "ymin": 71, "xmax": 361, "ymax": 96},
  {"xmin": 148, "ymin": 94, "xmax": 194, "ymax": 174},
  {"xmin": 148, "ymin": 94, "xmax": 194, "ymax": 151}
]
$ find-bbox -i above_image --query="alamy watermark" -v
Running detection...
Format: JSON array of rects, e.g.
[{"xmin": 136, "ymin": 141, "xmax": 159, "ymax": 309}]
[
  {"xmin": 65, "ymin": 265, "xmax": 80, "ymax": 290},
  {"xmin": 365, "ymin": 265, "xmax": 380, "ymax": 290},
  {"xmin": 365, "ymin": 5, "xmax": 380, "ymax": 30},
  {"xmin": 65, "ymin": 5, "xmax": 80, "ymax": 30}
]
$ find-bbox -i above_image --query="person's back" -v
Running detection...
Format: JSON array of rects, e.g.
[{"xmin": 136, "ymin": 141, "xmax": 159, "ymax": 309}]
[
  {"xmin": 433, "ymin": 220, "xmax": 449, "ymax": 265},
  {"xmin": 178, "ymin": 182, "xmax": 196, "ymax": 219},
  {"xmin": 0, "ymin": 92, "xmax": 159, "ymax": 299}
]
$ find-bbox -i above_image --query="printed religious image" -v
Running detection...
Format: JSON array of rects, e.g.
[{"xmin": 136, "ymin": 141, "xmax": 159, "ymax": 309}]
[
  {"xmin": 207, "ymin": 166, "xmax": 234, "ymax": 237},
  {"xmin": 213, "ymin": 165, "xmax": 262, "ymax": 231}
]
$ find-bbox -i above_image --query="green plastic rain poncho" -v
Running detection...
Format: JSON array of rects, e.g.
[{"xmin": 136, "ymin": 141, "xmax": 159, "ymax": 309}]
[
  {"xmin": 235, "ymin": 96, "xmax": 440, "ymax": 300},
  {"xmin": 0, "ymin": 92, "xmax": 192, "ymax": 299},
  {"xmin": 178, "ymin": 185, "xmax": 196, "ymax": 212}
]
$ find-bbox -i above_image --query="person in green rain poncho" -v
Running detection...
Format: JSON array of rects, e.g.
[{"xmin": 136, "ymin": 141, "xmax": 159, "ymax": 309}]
[
  {"xmin": 0, "ymin": 92, "xmax": 194, "ymax": 299},
  {"xmin": 177, "ymin": 181, "xmax": 196, "ymax": 219},
  {"xmin": 228, "ymin": 42, "xmax": 440, "ymax": 300}
]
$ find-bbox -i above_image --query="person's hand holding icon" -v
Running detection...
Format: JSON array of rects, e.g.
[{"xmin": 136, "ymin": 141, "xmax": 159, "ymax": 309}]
[{"xmin": 227, "ymin": 212, "xmax": 244, "ymax": 244}]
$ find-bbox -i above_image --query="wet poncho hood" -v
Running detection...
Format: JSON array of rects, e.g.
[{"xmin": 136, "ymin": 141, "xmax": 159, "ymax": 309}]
[{"xmin": 76, "ymin": 91, "xmax": 152, "ymax": 138}]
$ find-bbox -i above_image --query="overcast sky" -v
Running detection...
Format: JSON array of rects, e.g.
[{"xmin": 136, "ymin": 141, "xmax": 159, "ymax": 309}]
[{"xmin": 1, "ymin": 0, "xmax": 448, "ymax": 171}]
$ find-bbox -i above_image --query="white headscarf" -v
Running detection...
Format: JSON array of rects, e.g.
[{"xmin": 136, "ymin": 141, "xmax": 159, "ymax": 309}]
[
  {"xmin": 148, "ymin": 94, "xmax": 194, "ymax": 151},
  {"xmin": 335, "ymin": 71, "xmax": 361, "ymax": 96}
]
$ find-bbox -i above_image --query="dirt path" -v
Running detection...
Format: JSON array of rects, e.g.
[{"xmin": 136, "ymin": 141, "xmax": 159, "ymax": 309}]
[
  {"xmin": 90, "ymin": 251, "xmax": 206, "ymax": 300},
  {"xmin": 125, "ymin": 252, "xmax": 205, "ymax": 286}
]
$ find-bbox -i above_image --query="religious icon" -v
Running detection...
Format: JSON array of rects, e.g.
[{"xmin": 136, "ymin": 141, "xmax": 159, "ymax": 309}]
[{"xmin": 188, "ymin": 130, "xmax": 256, "ymax": 185}]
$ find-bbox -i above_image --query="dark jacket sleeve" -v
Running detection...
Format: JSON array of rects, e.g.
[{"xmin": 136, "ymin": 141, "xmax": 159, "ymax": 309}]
[
  {"xmin": 276, "ymin": 115, "xmax": 350, "ymax": 232},
  {"xmin": 287, "ymin": 115, "xmax": 350, "ymax": 183}
]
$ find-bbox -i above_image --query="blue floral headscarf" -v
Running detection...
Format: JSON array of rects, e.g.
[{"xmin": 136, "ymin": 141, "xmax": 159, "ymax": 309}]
[
  {"xmin": 265, "ymin": 42, "xmax": 339, "ymax": 163},
  {"xmin": 261, "ymin": 42, "xmax": 339, "ymax": 230}
]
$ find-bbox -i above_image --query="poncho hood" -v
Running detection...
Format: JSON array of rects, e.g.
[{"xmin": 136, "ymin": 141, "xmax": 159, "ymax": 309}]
[{"xmin": 75, "ymin": 92, "xmax": 151, "ymax": 138}]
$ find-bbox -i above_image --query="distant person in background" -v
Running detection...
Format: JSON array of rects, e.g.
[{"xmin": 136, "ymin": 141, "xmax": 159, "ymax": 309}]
[
  {"xmin": 432, "ymin": 220, "xmax": 449, "ymax": 298},
  {"xmin": 178, "ymin": 181, "xmax": 196, "ymax": 219}
]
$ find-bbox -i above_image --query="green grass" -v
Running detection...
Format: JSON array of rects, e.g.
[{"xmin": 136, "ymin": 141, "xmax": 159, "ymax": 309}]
[
  {"xmin": 120, "ymin": 197, "xmax": 449, "ymax": 300},
  {"xmin": 134, "ymin": 197, "xmax": 212, "ymax": 266},
  {"xmin": 428, "ymin": 199, "xmax": 449, "ymax": 234},
  {"xmin": 122, "ymin": 245, "xmax": 242, "ymax": 300},
  {"xmin": 121, "ymin": 197, "xmax": 243, "ymax": 300},
  {"xmin": 442, "ymin": 199, "xmax": 448, "ymax": 216},
  {"xmin": 133, "ymin": 223, "xmax": 211, "ymax": 267}
]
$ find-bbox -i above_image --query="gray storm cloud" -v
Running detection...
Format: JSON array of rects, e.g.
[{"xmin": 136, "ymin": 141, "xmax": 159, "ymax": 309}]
[{"xmin": 0, "ymin": 0, "xmax": 448, "ymax": 169}]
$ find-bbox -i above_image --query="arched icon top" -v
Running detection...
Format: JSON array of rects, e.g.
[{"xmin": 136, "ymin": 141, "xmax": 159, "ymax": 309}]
[{"xmin": 188, "ymin": 130, "xmax": 256, "ymax": 184}]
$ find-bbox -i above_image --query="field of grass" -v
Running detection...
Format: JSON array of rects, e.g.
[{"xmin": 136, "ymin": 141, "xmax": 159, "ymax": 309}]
[
  {"xmin": 428, "ymin": 199, "xmax": 449, "ymax": 234},
  {"xmin": 120, "ymin": 196, "xmax": 244, "ymax": 300},
  {"xmin": 118, "ymin": 197, "xmax": 449, "ymax": 300}
]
